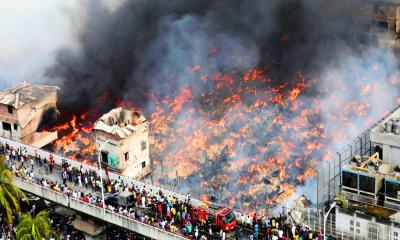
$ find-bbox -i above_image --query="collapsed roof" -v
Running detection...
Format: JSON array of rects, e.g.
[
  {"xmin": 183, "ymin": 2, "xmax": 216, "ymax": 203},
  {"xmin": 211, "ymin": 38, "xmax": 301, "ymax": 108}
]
[
  {"xmin": 0, "ymin": 82, "xmax": 59, "ymax": 109},
  {"xmin": 93, "ymin": 107, "xmax": 146, "ymax": 139}
]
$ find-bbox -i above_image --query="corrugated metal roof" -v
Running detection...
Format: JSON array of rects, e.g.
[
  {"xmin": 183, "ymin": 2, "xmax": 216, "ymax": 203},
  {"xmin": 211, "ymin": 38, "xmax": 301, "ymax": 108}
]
[
  {"xmin": 93, "ymin": 107, "xmax": 146, "ymax": 139},
  {"xmin": 0, "ymin": 82, "xmax": 59, "ymax": 109}
]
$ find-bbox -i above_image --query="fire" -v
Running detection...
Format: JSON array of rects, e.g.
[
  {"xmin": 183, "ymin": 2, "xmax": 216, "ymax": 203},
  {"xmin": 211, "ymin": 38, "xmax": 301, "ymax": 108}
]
[{"xmin": 44, "ymin": 57, "xmax": 396, "ymax": 212}]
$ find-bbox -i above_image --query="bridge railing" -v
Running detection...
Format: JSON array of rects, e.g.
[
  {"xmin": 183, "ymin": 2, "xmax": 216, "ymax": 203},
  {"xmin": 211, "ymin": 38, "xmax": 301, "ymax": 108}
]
[
  {"xmin": 69, "ymin": 198, "xmax": 187, "ymax": 240},
  {"xmin": 13, "ymin": 177, "xmax": 69, "ymax": 207},
  {"xmin": 0, "ymin": 136, "xmax": 202, "ymax": 206},
  {"xmin": 13, "ymin": 175, "xmax": 187, "ymax": 240}
]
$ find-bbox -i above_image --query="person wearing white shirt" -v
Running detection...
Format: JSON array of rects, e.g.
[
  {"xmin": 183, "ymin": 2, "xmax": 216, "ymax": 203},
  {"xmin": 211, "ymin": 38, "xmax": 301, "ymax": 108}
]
[
  {"xmin": 241, "ymin": 214, "xmax": 246, "ymax": 225},
  {"xmin": 141, "ymin": 195, "xmax": 146, "ymax": 207},
  {"xmin": 246, "ymin": 215, "xmax": 252, "ymax": 227}
]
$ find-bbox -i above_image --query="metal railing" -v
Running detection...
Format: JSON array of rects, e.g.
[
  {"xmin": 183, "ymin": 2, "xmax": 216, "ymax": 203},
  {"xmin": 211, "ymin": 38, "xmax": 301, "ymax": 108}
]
[
  {"xmin": 317, "ymin": 106, "xmax": 400, "ymax": 208},
  {"xmin": 13, "ymin": 175, "xmax": 187, "ymax": 240}
]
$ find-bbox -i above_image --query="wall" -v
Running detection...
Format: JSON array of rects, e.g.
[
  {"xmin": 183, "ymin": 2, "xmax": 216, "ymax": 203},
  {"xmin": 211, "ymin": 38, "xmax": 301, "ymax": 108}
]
[
  {"xmin": 0, "ymin": 104, "xmax": 19, "ymax": 141},
  {"xmin": 17, "ymin": 90, "xmax": 57, "ymax": 138},
  {"xmin": 335, "ymin": 208, "xmax": 400, "ymax": 240},
  {"xmin": 94, "ymin": 120, "xmax": 151, "ymax": 178},
  {"xmin": 119, "ymin": 121, "xmax": 150, "ymax": 177}
]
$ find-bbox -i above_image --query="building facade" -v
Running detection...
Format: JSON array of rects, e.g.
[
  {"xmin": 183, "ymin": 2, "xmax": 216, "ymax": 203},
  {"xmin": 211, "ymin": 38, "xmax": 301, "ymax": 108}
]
[
  {"xmin": 93, "ymin": 107, "xmax": 151, "ymax": 179},
  {"xmin": 0, "ymin": 83, "xmax": 59, "ymax": 148},
  {"xmin": 334, "ymin": 106, "xmax": 400, "ymax": 239}
]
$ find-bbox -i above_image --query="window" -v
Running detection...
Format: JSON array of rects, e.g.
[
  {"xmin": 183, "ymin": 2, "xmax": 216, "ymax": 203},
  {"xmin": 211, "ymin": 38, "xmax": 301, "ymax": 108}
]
[
  {"xmin": 101, "ymin": 151, "xmax": 108, "ymax": 163},
  {"xmin": 350, "ymin": 227, "xmax": 354, "ymax": 232},
  {"xmin": 395, "ymin": 232, "xmax": 399, "ymax": 237},
  {"xmin": 124, "ymin": 152, "xmax": 129, "ymax": 161},
  {"xmin": 350, "ymin": 220, "xmax": 354, "ymax": 226},
  {"xmin": 142, "ymin": 161, "xmax": 146, "ymax": 169},
  {"xmin": 2, "ymin": 122, "xmax": 11, "ymax": 131},
  {"xmin": 141, "ymin": 140, "xmax": 147, "ymax": 151},
  {"xmin": 356, "ymin": 222, "xmax": 360, "ymax": 227},
  {"xmin": 356, "ymin": 229, "xmax": 360, "ymax": 234},
  {"xmin": 7, "ymin": 105, "xmax": 13, "ymax": 114},
  {"xmin": 13, "ymin": 124, "xmax": 17, "ymax": 131},
  {"xmin": 368, "ymin": 226, "xmax": 378, "ymax": 239}
]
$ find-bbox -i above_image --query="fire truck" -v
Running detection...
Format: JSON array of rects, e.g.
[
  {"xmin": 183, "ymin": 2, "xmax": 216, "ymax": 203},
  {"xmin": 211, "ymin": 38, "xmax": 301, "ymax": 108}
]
[{"xmin": 190, "ymin": 203, "xmax": 237, "ymax": 232}]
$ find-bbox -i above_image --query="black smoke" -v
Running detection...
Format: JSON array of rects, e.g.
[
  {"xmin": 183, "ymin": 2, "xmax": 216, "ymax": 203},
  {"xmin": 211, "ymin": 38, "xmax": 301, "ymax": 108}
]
[{"xmin": 46, "ymin": 0, "xmax": 371, "ymax": 112}]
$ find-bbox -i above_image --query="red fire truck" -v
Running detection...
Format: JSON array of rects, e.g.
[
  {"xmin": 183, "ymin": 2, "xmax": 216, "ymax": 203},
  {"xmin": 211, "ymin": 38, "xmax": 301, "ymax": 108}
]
[{"xmin": 191, "ymin": 204, "xmax": 237, "ymax": 232}]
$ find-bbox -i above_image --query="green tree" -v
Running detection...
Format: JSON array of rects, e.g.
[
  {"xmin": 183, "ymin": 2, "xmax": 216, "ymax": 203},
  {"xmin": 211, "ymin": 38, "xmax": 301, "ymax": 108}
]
[
  {"xmin": 0, "ymin": 155, "xmax": 25, "ymax": 224},
  {"xmin": 16, "ymin": 211, "xmax": 59, "ymax": 240}
]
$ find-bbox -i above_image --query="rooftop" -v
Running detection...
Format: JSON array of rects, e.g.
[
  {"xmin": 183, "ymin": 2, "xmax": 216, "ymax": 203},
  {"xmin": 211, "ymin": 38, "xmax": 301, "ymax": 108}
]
[
  {"xmin": 370, "ymin": 107, "xmax": 400, "ymax": 148},
  {"xmin": 93, "ymin": 107, "xmax": 147, "ymax": 139},
  {"xmin": 345, "ymin": 153, "xmax": 391, "ymax": 175},
  {"xmin": 0, "ymin": 82, "xmax": 59, "ymax": 109}
]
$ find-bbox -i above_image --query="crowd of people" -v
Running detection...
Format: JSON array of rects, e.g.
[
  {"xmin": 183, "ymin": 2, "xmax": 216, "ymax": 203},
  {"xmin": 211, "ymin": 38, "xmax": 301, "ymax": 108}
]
[{"xmin": 0, "ymin": 142, "xmax": 331, "ymax": 240}]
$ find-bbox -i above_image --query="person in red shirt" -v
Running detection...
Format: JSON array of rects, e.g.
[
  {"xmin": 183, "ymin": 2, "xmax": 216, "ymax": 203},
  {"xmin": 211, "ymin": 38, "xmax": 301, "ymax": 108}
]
[
  {"xmin": 82, "ymin": 195, "xmax": 90, "ymax": 203},
  {"xmin": 253, "ymin": 212, "xmax": 257, "ymax": 225},
  {"xmin": 49, "ymin": 154, "xmax": 55, "ymax": 173}
]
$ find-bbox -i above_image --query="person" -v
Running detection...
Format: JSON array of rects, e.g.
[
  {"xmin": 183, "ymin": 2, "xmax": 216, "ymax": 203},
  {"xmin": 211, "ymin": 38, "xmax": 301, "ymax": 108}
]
[
  {"xmin": 254, "ymin": 222, "xmax": 259, "ymax": 239},
  {"xmin": 30, "ymin": 205, "xmax": 36, "ymax": 216},
  {"xmin": 30, "ymin": 157, "xmax": 34, "ymax": 170},
  {"xmin": 78, "ymin": 175, "xmax": 82, "ymax": 188},
  {"xmin": 246, "ymin": 215, "xmax": 252, "ymax": 227},
  {"xmin": 49, "ymin": 154, "xmax": 55, "ymax": 173},
  {"xmin": 241, "ymin": 214, "xmax": 245, "ymax": 226},
  {"xmin": 238, "ymin": 227, "xmax": 243, "ymax": 240},
  {"xmin": 84, "ymin": 175, "xmax": 89, "ymax": 188},
  {"xmin": 194, "ymin": 225, "xmax": 199, "ymax": 240},
  {"xmin": 142, "ymin": 195, "xmax": 146, "ymax": 208}
]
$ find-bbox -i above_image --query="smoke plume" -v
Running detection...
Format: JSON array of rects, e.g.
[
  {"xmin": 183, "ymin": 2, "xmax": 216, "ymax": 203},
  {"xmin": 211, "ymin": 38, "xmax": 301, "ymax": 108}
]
[{"xmin": 3, "ymin": 0, "xmax": 400, "ymax": 210}]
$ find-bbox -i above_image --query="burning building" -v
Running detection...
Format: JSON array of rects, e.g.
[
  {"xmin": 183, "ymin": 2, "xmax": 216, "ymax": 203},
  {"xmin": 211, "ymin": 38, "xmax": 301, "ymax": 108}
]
[
  {"xmin": 93, "ymin": 107, "xmax": 151, "ymax": 178},
  {"xmin": 369, "ymin": 2, "xmax": 400, "ymax": 51},
  {"xmin": 0, "ymin": 83, "xmax": 59, "ymax": 148}
]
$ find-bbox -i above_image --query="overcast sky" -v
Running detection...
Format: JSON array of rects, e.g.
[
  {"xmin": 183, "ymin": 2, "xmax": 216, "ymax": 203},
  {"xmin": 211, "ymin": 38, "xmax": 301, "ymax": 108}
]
[
  {"xmin": 0, "ymin": 0, "xmax": 81, "ymax": 88},
  {"xmin": 0, "ymin": 1, "xmax": 131, "ymax": 89}
]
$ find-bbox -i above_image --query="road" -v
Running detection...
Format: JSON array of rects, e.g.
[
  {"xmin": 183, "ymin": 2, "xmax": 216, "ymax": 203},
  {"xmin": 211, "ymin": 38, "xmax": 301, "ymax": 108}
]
[{"xmin": 1, "ymin": 136, "xmax": 258, "ymax": 239}]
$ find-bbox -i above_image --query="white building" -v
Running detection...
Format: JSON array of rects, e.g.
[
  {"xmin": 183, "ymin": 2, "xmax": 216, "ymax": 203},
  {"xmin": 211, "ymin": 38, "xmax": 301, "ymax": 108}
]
[
  {"xmin": 336, "ymin": 106, "xmax": 400, "ymax": 240},
  {"xmin": 93, "ymin": 107, "xmax": 151, "ymax": 179}
]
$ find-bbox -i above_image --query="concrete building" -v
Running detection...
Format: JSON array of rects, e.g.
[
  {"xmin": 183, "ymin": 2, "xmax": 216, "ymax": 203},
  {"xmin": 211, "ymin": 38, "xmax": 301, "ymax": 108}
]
[
  {"xmin": 367, "ymin": 1, "xmax": 400, "ymax": 51},
  {"xmin": 93, "ymin": 107, "xmax": 151, "ymax": 179},
  {"xmin": 0, "ymin": 82, "xmax": 59, "ymax": 148},
  {"xmin": 334, "ymin": 107, "xmax": 400, "ymax": 239}
]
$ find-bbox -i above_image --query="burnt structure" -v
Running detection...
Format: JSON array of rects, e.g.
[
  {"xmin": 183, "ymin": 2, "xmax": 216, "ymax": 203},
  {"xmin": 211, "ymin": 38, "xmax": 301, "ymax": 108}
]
[
  {"xmin": 0, "ymin": 83, "xmax": 59, "ymax": 148},
  {"xmin": 93, "ymin": 107, "xmax": 151, "ymax": 178}
]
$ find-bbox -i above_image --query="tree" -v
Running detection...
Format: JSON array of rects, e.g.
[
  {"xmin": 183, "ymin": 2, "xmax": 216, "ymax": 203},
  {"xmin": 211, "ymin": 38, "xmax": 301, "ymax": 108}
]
[
  {"xmin": 0, "ymin": 155, "xmax": 25, "ymax": 224},
  {"xmin": 16, "ymin": 211, "xmax": 59, "ymax": 240}
]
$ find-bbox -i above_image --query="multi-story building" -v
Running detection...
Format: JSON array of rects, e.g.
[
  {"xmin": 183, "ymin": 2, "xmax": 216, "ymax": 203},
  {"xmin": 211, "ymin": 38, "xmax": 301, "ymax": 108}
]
[
  {"xmin": 335, "ymin": 106, "xmax": 400, "ymax": 239},
  {"xmin": 0, "ymin": 82, "xmax": 59, "ymax": 148},
  {"xmin": 368, "ymin": 1, "xmax": 400, "ymax": 51},
  {"xmin": 93, "ymin": 107, "xmax": 151, "ymax": 179}
]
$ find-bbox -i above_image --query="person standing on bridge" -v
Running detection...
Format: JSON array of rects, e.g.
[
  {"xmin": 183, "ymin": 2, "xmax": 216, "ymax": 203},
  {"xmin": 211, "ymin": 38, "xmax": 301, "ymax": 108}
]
[
  {"xmin": 30, "ymin": 157, "xmax": 34, "ymax": 171},
  {"xmin": 141, "ymin": 194, "xmax": 146, "ymax": 208},
  {"xmin": 253, "ymin": 222, "xmax": 259, "ymax": 240},
  {"xmin": 78, "ymin": 174, "xmax": 82, "ymax": 188},
  {"xmin": 194, "ymin": 225, "xmax": 199, "ymax": 240},
  {"xmin": 49, "ymin": 154, "xmax": 54, "ymax": 173}
]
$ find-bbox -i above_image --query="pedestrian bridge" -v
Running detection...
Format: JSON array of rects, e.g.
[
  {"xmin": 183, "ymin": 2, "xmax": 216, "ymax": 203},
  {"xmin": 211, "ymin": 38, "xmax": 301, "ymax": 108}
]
[
  {"xmin": 13, "ymin": 176, "xmax": 187, "ymax": 240},
  {"xmin": 0, "ymin": 136, "xmax": 194, "ymax": 240}
]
